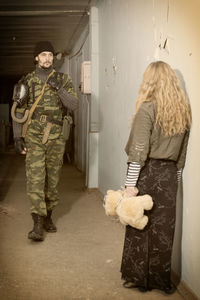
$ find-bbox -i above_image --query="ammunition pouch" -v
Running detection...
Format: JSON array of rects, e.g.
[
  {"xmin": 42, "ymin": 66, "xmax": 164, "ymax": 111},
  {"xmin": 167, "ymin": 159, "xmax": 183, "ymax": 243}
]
[{"xmin": 62, "ymin": 115, "xmax": 73, "ymax": 141}]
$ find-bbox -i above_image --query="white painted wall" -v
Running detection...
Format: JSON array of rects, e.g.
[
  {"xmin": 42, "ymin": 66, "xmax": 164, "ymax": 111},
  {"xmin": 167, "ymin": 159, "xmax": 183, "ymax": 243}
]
[
  {"xmin": 87, "ymin": 4, "xmax": 99, "ymax": 188},
  {"xmin": 96, "ymin": 0, "xmax": 200, "ymax": 297}
]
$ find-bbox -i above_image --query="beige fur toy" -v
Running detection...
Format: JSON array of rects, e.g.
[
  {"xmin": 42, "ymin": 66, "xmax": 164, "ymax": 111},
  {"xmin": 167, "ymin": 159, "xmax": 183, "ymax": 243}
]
[
  {"xmin": 103, "ymin": 189, "xmax": 123, "ymax": 216},
  {"xmin": 104, "ymin": 189, "xmax": 153, "ymax": 230}
]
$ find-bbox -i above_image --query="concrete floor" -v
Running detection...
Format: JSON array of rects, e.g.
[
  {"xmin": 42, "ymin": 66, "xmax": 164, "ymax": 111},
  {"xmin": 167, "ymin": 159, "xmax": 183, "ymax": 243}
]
[{"xmin": 0, "ymin": 152, "xmax": 187, "ymax": 300}]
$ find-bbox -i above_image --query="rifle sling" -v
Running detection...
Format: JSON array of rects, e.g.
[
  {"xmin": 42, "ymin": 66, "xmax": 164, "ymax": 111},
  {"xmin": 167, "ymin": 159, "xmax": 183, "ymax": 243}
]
[{"xmin": 22, "ymin": 69, "xmax": 55, "ymax": 137}]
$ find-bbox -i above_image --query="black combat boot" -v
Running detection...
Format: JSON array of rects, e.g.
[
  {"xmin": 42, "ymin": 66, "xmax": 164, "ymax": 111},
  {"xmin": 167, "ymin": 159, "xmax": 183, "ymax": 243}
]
[
  {"xmin": 43, "ymin": 210, "xmax": 57, "ymax": 232},
  {"xmin": 28, "ymin": 213, "xmax": 44, "ymax": 241}
]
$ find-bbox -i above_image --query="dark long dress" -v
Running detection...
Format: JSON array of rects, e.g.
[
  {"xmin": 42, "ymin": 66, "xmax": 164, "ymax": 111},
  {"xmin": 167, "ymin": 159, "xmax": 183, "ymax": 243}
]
[{"xmin": 121, "ymin": 158, "xmax": 178, "ymax": 290}]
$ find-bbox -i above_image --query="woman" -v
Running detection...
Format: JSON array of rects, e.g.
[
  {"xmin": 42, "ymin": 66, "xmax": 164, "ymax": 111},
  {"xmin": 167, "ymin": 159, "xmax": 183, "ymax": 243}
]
[{"xmin": 121, "ymin": 61, "xmax": 191, "ymax": 294}]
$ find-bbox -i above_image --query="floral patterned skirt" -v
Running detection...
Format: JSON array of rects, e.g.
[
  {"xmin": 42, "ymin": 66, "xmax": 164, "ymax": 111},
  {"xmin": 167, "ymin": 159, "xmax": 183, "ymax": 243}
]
[{"xmin": 121, "ymin": 158, "xmax": 178, "ymax": 290}]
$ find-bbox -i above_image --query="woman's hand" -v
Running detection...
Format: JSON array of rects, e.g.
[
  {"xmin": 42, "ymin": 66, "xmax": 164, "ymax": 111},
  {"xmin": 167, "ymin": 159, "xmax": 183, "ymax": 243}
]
[{"xmin": 125, "ymin": 186, "xmax": 138, "ymax": 197}]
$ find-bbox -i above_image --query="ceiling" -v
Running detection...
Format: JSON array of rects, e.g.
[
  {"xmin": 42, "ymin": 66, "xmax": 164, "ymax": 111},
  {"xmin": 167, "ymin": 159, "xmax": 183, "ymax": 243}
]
[{"xmin": 0, "ymin": 0, "xmax": 90, "ymax": 78}]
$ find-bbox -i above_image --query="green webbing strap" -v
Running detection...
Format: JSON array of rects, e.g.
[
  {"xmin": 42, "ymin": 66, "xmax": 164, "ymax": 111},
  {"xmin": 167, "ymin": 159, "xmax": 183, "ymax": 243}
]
[{"xmin": 22, "ymin": 69, "xmax": 55, "ymax": 137}]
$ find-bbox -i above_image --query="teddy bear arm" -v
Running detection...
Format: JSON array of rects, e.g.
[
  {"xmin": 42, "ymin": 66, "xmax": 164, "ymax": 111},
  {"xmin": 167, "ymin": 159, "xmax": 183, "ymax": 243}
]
[
  {"xmin": 131, "ymin": 215, "xmax": 149, "ymax": 230},
  {"xmin": 139, "ymin": 195, "xmax": 153, "ymax": 210}
]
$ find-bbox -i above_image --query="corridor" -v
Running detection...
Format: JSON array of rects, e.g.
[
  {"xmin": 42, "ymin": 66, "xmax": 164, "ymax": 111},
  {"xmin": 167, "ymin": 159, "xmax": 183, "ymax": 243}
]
[{"xmin": 0, "ymin": 152, "xmax": 187, "ymax": 300}]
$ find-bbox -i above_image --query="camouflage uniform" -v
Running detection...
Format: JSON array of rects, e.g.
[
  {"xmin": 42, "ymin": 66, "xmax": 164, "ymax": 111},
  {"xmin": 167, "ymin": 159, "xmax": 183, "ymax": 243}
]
[{"xmin": 15, "ymin": 66, "xmax": 77, "ymax": 216}]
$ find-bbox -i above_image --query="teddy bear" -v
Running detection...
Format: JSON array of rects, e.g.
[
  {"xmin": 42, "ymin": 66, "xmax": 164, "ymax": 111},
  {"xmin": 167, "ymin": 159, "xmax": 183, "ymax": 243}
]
[{"xmin": 103, "ymin": 188, "xmax": 153, "ymax": 230}]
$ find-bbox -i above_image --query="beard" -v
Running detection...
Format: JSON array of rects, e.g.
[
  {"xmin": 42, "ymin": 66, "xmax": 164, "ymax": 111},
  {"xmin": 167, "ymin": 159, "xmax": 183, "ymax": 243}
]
[
  {"xmin": 38, "ymin": 59, "xmax": 53, "ymax": 70},
  {"xmin": 41, "ymin": 65, "xmax": 52, "ymax": 70},
  {"xmin": 41, "ymin": 63, "xmax": 52, "ymax": 70}
]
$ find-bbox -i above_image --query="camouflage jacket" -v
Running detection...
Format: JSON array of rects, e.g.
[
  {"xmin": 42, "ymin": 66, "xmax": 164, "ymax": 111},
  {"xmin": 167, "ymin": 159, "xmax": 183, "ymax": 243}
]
[{"xmin": 14, "ymin": 66, "xmax": 77, "ymax": 140}]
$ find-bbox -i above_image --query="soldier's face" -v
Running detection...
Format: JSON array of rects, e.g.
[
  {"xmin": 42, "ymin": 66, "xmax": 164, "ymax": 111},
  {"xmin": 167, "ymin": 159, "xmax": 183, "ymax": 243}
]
[{"xmin": 35, "ymin": 51, "xmax": 54, "ymax": 69}]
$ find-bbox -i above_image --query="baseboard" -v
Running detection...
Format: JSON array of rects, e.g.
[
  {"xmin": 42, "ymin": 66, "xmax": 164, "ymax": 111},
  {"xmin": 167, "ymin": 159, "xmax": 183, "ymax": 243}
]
[
  {"xmin": 172, "ymin": 271, "xmax": 199, "ymax": 300},
  {"xmin": 84, "ymin": 187, "xmax": 102, "ymax": 194}
]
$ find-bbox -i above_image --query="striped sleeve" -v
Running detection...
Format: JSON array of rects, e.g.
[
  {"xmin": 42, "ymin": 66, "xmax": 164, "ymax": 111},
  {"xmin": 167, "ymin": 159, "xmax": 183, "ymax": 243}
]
[
  {"xmin": 177, "ymin": 169, "xmax": 182, "ymax": 182},
  {"xmin": 125, "ymin": 161, "xmax": 141, "ymax": 187}
]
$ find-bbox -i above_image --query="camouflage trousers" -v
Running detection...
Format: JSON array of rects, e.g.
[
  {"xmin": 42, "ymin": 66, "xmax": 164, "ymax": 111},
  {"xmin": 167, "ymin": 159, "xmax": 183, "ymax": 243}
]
[
  {"xmin": 121, "ymin": 158, "xmax": 178, "ymax": 290},
  {"xmin": 25, "ymin": 134, "xmax": 66, "ymax": 216}
]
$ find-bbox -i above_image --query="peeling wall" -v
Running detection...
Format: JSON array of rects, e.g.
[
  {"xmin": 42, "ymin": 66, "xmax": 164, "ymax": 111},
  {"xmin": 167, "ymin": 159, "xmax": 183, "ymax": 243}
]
[{"xmin": 97, "ymin": 0, "xmax": 200, "ymax": 297}]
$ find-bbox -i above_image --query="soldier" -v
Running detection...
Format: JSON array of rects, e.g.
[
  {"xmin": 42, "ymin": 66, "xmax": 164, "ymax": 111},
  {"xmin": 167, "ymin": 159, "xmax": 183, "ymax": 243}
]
[{"xmin": 12, "ymin": 41, "xmax": 78, "ymax": 242}]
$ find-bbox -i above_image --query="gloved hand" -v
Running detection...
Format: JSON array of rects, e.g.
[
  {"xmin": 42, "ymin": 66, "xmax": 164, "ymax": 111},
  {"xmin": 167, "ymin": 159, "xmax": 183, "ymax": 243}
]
[
  {"xmin": 14, "ymin": 137, "xmax": 26, "ymax": 155},
  {"xmin": 48, "ymin": 76, "xmax": 62, "ymax": 91}
]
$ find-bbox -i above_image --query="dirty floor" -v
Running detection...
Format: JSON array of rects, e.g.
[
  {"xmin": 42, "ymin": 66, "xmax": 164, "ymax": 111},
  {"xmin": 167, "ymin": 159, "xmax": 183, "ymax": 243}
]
[{"xmin": 0, "ymin": 152, "xmax": 187, "ymax": 300}]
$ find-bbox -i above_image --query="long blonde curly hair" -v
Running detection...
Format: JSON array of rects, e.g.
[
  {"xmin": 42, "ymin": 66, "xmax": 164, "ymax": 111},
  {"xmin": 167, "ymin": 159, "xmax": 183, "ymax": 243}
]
[{"xmin": 135, "ymin": 61, "xmax": 192, "ymax": 136}]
